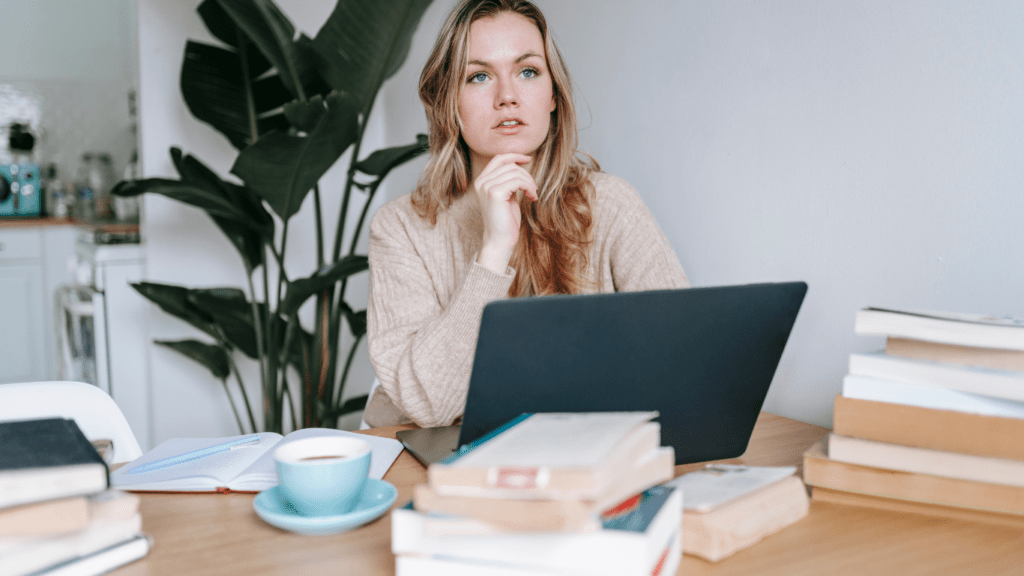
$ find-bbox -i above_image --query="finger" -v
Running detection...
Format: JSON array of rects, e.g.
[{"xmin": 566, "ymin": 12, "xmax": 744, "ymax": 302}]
[
  {"xmin": 479, "ymin": 153, "xmax": 532, "ymax": 177},
  {"xmin": 481, "ymin": 173, "xmax": 538, "ymax": 202}
]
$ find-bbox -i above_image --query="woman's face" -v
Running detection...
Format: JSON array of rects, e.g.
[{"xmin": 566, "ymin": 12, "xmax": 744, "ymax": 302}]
[{"xmin": 458, "ymin": 12, "xmax": 556, "ymax": 175}]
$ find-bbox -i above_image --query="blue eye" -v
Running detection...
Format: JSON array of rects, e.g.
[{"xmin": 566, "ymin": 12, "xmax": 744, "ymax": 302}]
[
  {"xmin": 468, "ymin": 72, "xmax": 488, "ymax": 83},
  {"xmin": 521, "ymin": 68, "xmax": 538, "ymax": 79}
]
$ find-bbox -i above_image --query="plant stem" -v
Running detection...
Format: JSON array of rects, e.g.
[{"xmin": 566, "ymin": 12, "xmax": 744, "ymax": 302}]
[
  {"xmin": 334, "ymin": 333, "xmax": 364, "ymax": 409},
  {"xmin": 219, "ymin": 377, "xmax": 247, "ymax": 435},
  {"xmin": 313, "ymin": 185, "xmax": 324, "ymax": 267},
  {"xmin": 224, "ymin": 346, "xmax": 258, "ymax": 434}
]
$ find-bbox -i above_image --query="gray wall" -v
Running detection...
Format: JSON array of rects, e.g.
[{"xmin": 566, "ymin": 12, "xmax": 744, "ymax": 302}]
[{"xmin": 382, "ymin": 1, "xmax": 1024, "ymax": 428}]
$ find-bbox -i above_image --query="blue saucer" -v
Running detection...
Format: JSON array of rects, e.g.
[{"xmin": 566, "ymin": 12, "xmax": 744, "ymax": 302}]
[{"xmin": 253, "ymin": 478, "xmax": 397, "ymax": 536}]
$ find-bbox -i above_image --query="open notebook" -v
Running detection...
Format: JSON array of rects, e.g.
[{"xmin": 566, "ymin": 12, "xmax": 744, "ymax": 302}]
[{"xmin": 110, "ymin": 428, "xmax": 403, "ymax": 493}]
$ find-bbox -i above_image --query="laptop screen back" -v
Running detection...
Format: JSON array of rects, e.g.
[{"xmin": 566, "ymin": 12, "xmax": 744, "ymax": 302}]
[{"xmin": 458, "ymin": 282, "xmax": 808, "ymax": 464}]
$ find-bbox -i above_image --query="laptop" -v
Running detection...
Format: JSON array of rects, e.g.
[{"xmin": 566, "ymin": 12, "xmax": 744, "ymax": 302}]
[{"xmin": 396, "ymin": 281, "xmax": 807, "ymax": 466}]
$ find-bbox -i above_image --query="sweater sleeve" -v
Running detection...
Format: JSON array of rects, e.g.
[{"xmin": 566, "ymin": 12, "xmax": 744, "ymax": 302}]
[
  {"xmin": 366, "ymin": 205, "xmax": 514, "ymax": 428},
  {"xmin": 600, "ymin": 176, "xmax": 690, "ymax": 292}
]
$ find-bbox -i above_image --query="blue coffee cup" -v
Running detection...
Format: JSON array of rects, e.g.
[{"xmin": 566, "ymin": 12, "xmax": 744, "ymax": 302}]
[{"xmin": 273, "ymin": 436, "xmax": 371, "ymax": 516}]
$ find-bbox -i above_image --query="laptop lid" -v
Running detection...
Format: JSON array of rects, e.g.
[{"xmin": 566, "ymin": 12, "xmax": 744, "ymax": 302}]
[{"xmin": 458, "ymin": 282, "xmax": 808, "ymax": 464}]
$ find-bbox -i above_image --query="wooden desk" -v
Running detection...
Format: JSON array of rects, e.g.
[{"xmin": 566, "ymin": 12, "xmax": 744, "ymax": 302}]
[{"xmin": 111, "ymin": 413, "xmax": 1024, "ymax": 576}]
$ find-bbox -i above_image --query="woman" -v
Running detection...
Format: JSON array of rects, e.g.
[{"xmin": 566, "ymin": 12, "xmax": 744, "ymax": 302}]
[{"xmin": 364, "ymin": 0, "xmax": 688, "ymax": 428}]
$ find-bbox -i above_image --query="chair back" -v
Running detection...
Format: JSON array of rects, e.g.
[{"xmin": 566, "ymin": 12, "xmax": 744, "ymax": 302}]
[{"xmin": 0, "ymin": 381, "xmax": 143, "ymax": 463}]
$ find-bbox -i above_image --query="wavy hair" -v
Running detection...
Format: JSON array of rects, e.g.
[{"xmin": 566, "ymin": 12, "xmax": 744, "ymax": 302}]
[{"xmin": 413, "ymin": 0, "xmax": 597, "ymax": 296}]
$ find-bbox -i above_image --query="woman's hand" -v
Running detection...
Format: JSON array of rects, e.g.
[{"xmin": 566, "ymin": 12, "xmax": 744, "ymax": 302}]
[{"xmin": 473, "ymin": 153, "xmax": 538, "ymax": 274}]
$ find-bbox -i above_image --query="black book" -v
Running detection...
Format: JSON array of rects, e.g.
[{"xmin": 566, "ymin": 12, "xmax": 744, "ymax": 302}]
[{"xmin": 0, "ymin": 418, "xmax": 109, "ymax": 510}]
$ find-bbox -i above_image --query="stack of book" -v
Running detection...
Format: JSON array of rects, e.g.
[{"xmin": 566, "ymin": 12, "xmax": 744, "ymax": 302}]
[
  {"xmin": 0, "ymin": 418, "xmax": 152, "ymax": 576},
  {"xmin": 392, "ymin": 412, "xmax": 680, "ymax": 575},
  {"xmin": 804, "ymin": 307, "xmax": 1024, "ymax": 527},
  {"xmin": 665, "ymin": 464, "xmax": 809, "ymax": 562}
]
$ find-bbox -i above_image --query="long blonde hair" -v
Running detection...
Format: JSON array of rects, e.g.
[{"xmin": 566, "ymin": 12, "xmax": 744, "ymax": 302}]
[{"xmin": 413, "ymin": 0, "xmax": 598, "ymax": 296}]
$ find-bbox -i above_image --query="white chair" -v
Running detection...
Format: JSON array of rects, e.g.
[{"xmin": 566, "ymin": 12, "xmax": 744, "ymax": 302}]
[
  {"xmin": 0, "ymin": 381, "xmax": 143, "ymax": 464},
  {"xmin": 359, "ymin": 377, "xmax": 383, "ymax": 430}
]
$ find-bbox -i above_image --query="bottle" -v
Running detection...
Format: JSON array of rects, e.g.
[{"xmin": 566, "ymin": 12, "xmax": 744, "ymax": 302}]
[
  {"xmin": 74, "ymin": 153, "xmax": 96, "ymax": 222},
  {"xmin": 112, "ymin": 151, "xmax": 140, "ymax": 222},
  {"xmin": 92, "ymin": 153, "xmax": 115, "ymax": 219},
  {"xmin": 43, "ymin": 164, "xmax": 72, "ymax": 219}
]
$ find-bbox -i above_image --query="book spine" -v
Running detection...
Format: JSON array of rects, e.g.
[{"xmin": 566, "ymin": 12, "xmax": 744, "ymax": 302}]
[{"xmin": 832, "ymin": 395, "xmax": 1024, "ymax": 461}]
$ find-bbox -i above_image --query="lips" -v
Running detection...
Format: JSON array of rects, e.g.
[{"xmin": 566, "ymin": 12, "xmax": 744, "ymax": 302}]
[{"xmin": 494, "ymin": 118, "xmax": 525, "ymax": 128}]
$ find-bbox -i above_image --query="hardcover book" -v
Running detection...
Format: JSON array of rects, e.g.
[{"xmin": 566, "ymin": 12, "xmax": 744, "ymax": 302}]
[
  {"xmin": 832, "ymin": 395, "xmax": 1024, "ymax": 461},
  {"xmin": 802, "ymin": 439, "xmax": 1024, "ymax": 516},
  {"xmin": 849, "ymin": 351, "xmax": 1024, "ymax": 402},
  {"xmin": 855, "ymin": 307, "xmax": 1024, "ymax": 351},
  {"xmin": 393, "ymin": 485, "xmax": 682, "ymax": 576},
  {"xmin": 428, "ymin": 412, "xmax": 660, "ymax": 500},
  {"xmin": 413, "ymin": 446, "xmax": 674, "ymax": 532},
  {"xmin": 0, "ymin": 418, "xmax": 108, "ymax": 510},
  {"xmin": 666, "ymin": 465, "xmax": 809, "ymax": 562}
]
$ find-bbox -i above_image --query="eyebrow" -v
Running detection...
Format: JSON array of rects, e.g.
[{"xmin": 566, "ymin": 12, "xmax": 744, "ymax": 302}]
[{"xmin": 468, "ymin": 52, "xmax": 544, "ymax": 68}]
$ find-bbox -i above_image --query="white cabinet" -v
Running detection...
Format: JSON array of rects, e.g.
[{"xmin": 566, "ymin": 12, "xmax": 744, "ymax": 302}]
[{"xmin": 0, "ymin": 225, "xmax": 78, "ymax": 384}]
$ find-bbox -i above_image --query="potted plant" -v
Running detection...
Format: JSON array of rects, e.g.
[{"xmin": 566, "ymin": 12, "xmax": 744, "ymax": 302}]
[{"xmin": 114, "ymin": 0, "xmax": 433, "ymax": 434}]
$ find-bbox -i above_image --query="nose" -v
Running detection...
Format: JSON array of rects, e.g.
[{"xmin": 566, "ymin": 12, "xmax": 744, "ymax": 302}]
[{"xmin": 495, "ymin": 76, "xmax": 518, "ymax": 108}]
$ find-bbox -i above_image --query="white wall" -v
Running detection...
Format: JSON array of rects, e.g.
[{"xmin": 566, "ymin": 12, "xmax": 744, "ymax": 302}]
[
  {"xmin": 381, "ymin": 1, "xmax": 1024, "ymax": 428},
  {"xmin": 137, "ymin": 0, "xmax": 393, "ymax": 444}
]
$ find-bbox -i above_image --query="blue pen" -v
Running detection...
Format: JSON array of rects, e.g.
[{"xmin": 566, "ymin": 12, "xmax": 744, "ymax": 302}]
[{"xmin": 127, "ymin": 435, "xmax": 261, "ymax": 474}]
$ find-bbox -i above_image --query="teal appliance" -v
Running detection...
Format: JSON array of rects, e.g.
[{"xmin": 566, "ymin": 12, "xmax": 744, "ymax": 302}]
[{"xmin": 0, "ymin": 162, "xmax": 42, "ymax": 217}]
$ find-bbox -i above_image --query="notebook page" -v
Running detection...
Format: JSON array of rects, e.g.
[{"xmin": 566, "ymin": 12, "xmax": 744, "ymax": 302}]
[{"xmin": 110, "ymin": 433, "xmax": 281, "ymax": 491}]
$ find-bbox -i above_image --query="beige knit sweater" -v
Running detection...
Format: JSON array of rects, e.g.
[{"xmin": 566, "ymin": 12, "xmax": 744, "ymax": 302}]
[{"xmin": 364, "ymin": 172, "xmax": 689, "ymax": 428}]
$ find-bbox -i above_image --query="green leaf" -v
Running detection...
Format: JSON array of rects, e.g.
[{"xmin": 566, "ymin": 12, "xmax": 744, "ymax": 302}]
[
  {"xmin": 131, "ymin": 283, "xmax": 219, "ymax": 340},
  {"xmin": 355, "ymin": 134, "xmax": 429, "ymax": 177},
  {"xmin": 230, "ymin": 92, "xmax": 360, "ymax": 221},
  {"xmin": 315, "ymin": 394, "xmax": 369, "ymax": 420},
  {"xmin": 170, "ymin": 149, "xmax": 275, "ymax": 242},
  {"xmin": 312, "ymin": 0, "xmax": 433, "ymax": 113},
  {"xmin": 111, "ymin": 178, "xmax": 245, "ymax": 221},
  {"xmin": 210, "ymin": 215, "xmax": 264, "ymax": 273},
  {"xmin": 346, "ymin": 309, "xmax": 367, "ymax": 338},
  {"xmin": 181, "ymin": 40, "xmax": 291, "ymax": 150},
  {"xmin": 215, "ymin": 0, "xmax": 319, "ymax": 99},
  {"xmin": 187, "ymin": 288, "xmax": 261, "ymax": 359},
  {"xmin": 155, "ymin": 339, "xmax": 231, "ymax": 380},
  {"xmin": 279, "ymin": 255, "xmax": 369, "ymax": 317},
  {"xmin": 283, "ymin": 97, "xmax": 327, "ymax": 133}
]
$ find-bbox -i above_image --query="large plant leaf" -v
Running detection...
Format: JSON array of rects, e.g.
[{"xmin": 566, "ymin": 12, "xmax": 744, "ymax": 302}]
[
  {"xmin": 355, "ymin": 134, "xmax": 429, "ymax": 177},
  {"xmin": 131, "ymin": 283, "xmax": 218, "ymax": 340},
  {"xmin": 230, "ymin": 92, "xmax": 359, "ymax": 221},
  {"xmin": 312, "ymin": 0, "xmax": 433, "ymax": 113},
  {"xmin": 279, "ymin": 255, "xmax": 369, "ymax": 317},
  {"xmin": 181, "ymin": 40, "xmax": 292, "ymax": 150},
  {"xmin": 211, "ymin": 215, "xmax": 264, "ymax": 273},
  {"xmin": 215, "ymin": 0, "xmax": 321, "ymax": 100},
  {"xmin": 111, "ymin": 178, "xmax": 241, "ymax": 220},
  {"xmin": 187, "ymin": 288, "xmax": 262, "ymax": 359},
  {"xmin": 271, "ymin": 315, "xmax": 313, "ymax": 375},
  {"xmin": 156, "ymin": 339, "xmax": 231, "ymax": 380},
  {"xmin": 170, "ymin": 148, "xmax": 275, "ymax": 241}
]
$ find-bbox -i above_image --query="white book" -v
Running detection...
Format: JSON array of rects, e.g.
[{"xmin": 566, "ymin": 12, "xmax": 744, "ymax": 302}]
[
  {"xmin": 34, "ymin": 534, "xmax": 152, "ymax": 576},
  {"xmin": 110, "ymin": 427, "xmax": 403, "ymax": 492},
  {"xmin": 854, "ymin": 307, "xmax": 1024, "ymax": 351},
  {"xmin": 841, "ymin": 374, "xmax": 1024, "ymax": 418},
  {"xmin": 848, "ymin": 351, "xmax": 1024, "ymax": 402},
  {"xmin": 0, "ymin": 514, "xmax": 142, "ymax": 576},
  {"xmin": 828, "ymin": 434, "xmax": 1024, "ymax": 488},
  {"xmin": 393, "ymin": 485, "xmax": 680, "ymax": 575},
  {"xmin": 395, "ymin": 527, "xmax": 681, "ymax": 576},
  {"xmin": 429, "ymin": 412, "xmax": 659, "ymax": 500}
]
